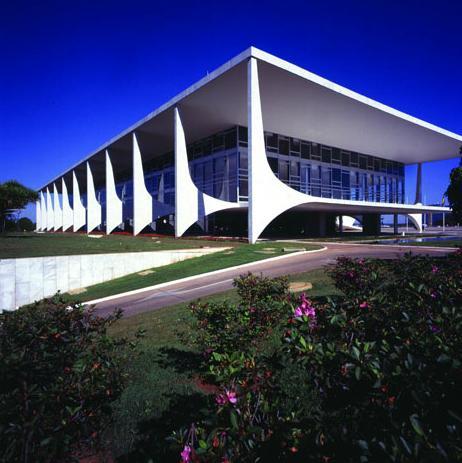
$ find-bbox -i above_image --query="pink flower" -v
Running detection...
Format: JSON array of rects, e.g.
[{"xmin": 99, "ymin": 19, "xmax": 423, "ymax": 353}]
[
  {"xmin": 359, "ymin": 301, "xmax": 370, "ymax": 309},
  {"xmin": 215, "ymin": 394, "xmax": 226, "ymax": 405},
  {"xmin": 431, "ymin": 291, "xmax": 437, "ymax": 299},
  {"xmin": 216, "ymin": 390, "xmax": 238, "ymax": 406},
  {"xmin": 294, "ymin": 295, "xmax": 316, "ymax": 319},
  {"xmin": 181, "ymin": 445, "xmax": 191, "ymax": 463},
  {"xmin": 294, "ymin": 306, "xmax": 304, "ymax": 317},
  {"xmin": 226, "ymin": 390, "xmax": 237, "ymax": 404},
  {"xmin": 431, "ymin": 265, "xmax": 439, "ymax": 274}
]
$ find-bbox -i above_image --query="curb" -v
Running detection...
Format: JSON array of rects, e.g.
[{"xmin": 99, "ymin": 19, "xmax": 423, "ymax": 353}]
[{"xmin": 86, "ymin": 246, "xmax": 327, "ymax": 305}]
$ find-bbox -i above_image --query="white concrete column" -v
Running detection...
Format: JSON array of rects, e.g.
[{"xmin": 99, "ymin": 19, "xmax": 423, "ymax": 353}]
[
  {"xmin": 46, "ymin": 187, "xmax": 54, "ymax": 231},
  {"xmin": 174, "ymin": 106, "xmax": 238, "ymax": 237},
  {"xmin": 86, "ymin": 162, "xmax": 102, "ymax": 233},
  {"xmin": 407, "ymin": 213, "xmax": 423, "ymax": 233},
  {"xmin": 246, "ymin": 57, "xmax": 319, "ymax": 243},
  {"xmin": 40, "ymin": 191, "xmax": 47, "ymax": 231},
  {"xmin": 61, "ymin": 177, "xmax": 73, "ymax": 231},
  {"xmin": 105, "ymin": 150, "xmax": 123, "ymax": 234},
  {"xmin": 35, "ymin": 200, "xmax": 41, "ymax": 231},
  {"xmin": 415, "ymin": 163, "xmax": 422, "ymax": 204},
  {"xmin": 53, "ymin": 183, "xmax": 62, "ymax": 231},
  {"xmin": 133, "ymin": 132, "xmax": 153, "ymax": 235},
  {"xmin": 72, "ymin": 171, "xmax": 86, "ymax": 232}
]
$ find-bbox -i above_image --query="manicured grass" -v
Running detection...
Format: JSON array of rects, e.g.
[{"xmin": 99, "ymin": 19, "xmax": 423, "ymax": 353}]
[
  {"xmin": 70, "ymin": 242, "xmax": 322, "ymax": 302},
  {"xmin": 0, "ymin": 232, "xmax": 240, "ymax": 259},
  {"xmin": 107, "ymin": 267, "xmax": 337, "ymax": 458}
]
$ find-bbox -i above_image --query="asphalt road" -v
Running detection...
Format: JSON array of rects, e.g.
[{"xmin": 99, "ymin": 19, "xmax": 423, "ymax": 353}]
[{"xmin": 92, "ymin": 242, "xmax": 454, "ymax": 318}]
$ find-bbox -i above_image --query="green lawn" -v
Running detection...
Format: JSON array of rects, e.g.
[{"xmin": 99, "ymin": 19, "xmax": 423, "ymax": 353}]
[
  {"xmin": 0, "ymin": 232, "xmax": 240, "ymax": 259},
  {"xmin": 71, "ymin": 242, "xmax": 322, "ymax": 302},
  {"xmin": 107, "ymin": 267, "xmax": 337, "ymax": 458}
]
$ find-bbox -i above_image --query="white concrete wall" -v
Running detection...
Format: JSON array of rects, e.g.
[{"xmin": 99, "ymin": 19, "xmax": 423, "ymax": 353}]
[{"xmin": 0, "ymin": 247, "xmax": 225, "ymax": 311}]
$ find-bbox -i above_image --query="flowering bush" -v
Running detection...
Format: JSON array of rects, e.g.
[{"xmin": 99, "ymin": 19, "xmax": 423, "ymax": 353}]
[
  {"xmin": 171, "ymin": 251, "xmax": 462, "ymax": 462},
  {"xmin": 187, "ymin": 274, "xmax": 290, "ymax": 364},
  {"xmin": 0, "ymin": 294, "xmax": 139, "ymax": 463}
]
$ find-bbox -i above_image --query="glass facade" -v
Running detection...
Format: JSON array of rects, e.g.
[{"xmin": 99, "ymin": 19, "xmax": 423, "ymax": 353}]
[{"xmin": 95, "ymin": 125, "xmax": 406, "ymax": 227}]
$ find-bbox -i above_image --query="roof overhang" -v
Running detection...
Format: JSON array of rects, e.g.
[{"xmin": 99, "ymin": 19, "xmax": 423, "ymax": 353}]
[{"xmin": 41, "ymin": 47, "xmax": 462, "ymax": 192}]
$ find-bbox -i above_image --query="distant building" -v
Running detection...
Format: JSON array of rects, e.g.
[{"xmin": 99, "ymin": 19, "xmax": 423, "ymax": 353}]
[{"xmin": 37, "ymin": 48, "xmax": 460, "ymax": 241}]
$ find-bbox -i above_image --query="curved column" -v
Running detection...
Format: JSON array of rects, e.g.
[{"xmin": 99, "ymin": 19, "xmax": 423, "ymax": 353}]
[
  {"xmin": 133, "ymin": 132, "xmax": 153, "ymax": 235},
  {"xmin": 407, "ymin": 213, "xmax": 423, "ymax": 233},
  {"xmin": 53, "ymin": 183, "xmax": 62, "ymax": 231},
  {"xmin": 105, "ymin": 150, "xmax": 123, "ymax": 234},
  {"xmin": 61, "ymin": 177, "xmax": 73, "ymax": 231},
  {"xmin": 40, "ymin": 191, "xmax": 47, "ymax": 231},
  {"xmin": 247, "ymin": 57, "xmax": 311, "ymax": 243},
  {"xmin": 86, "ymin": 162, "xmax": 102, "ymax": 233},
  {"xmin": 35, "ymin": 200, "xmax": 41, "ymax": 231},
  {"xmin": 46, "ymin": 187, "xmax": 54, "ymax": 231},
  {"xmin": 72, "ymin": 171, "xmax": 86, "ymax": 232},
  {"xmin": 174, "ymin": 107, "xmax": 239, "ymax": 237}
]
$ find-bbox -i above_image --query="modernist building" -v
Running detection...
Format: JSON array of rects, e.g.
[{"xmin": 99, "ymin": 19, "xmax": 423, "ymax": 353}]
[{"xmin": 36, "ymin": 47, "xmax": 461, "ymax": 243}]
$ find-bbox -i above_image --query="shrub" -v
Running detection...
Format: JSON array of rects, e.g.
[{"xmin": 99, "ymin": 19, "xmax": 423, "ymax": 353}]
[
  {"xmin": 174, "ymin": 252, "xmax": 462, "ymax": 462},
  {"xmin": 188, "ymin": 274, "xmax": 290, "ymax": 361},
  {"xmin": 0, "ymin": 294, "xmax": 137, "ymax": 463},
  {"xmin": 17, "ymin": 217, "xmax": 35, "ymax": 231}
]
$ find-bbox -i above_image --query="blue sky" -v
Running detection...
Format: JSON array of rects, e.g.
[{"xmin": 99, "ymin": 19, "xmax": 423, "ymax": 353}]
[{"xmin": 1, "ymin": 0, "xmax": 461, "ymax": 218}]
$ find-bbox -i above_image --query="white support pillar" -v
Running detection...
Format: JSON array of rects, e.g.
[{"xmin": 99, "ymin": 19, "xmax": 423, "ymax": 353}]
[
  {"xmin": 72, "ymin": 171, "xmax": 86, "ymax": 232},
  {"xmin": 35, "ymin": 200, "xmax": 41, "ymax": 231},
  {"xmin": 40, "ymin": 191, "xmax": 47, "ymax": 231},
  {"xmin": 174, "ymin": 106, "xmax": 239, "ymax": 237},
  {"xmin": 407, "ymin": 213, "xmax": 423, "ymax": 233},
  {"xmin": 86, "ymin": 162, "xmax": 102, "ymax": 233},
  {"xmin": 53, "ymin": 183, "xmax": 62, "ymax": 231},
  {"xmin": 46, "ymin": 187, "xmax": 54, "ymax": 231},
  {"xmin": 61, "ymin": 177, "xmax": 73, "ymax": 231},
  {"xmin": 132, "ymin": 132, "xmax": 153, "ymax": 235},
  {"xmin": 247, "ymin": 57, "xmax": 311, "ymax": 243},
  {"xmin": 105, "ymin": 150, "xmax": 123, "ymax": 234}
]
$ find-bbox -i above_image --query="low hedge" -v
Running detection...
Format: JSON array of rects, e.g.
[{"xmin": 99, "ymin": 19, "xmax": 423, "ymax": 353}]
[{"xmin": 0, "ymin": 294, "xmax": 137, "ymax": 463}]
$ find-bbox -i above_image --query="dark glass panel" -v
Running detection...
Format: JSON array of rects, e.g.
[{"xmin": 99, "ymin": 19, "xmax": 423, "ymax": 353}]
[
  {"xmin": 279, "ymin": 137, "xmax": 289, "ymax": 155},
  {"xmin": 224, "ymin": 130, "xmax": 237, "ymax": 149},
  {"xmin": 290, "ymin": 138, "xmax": 300, "ymax": 154},
  {"xmin": 268, "ymin": 156, "xmax": 278, "ymax": 174},
  {"xmin": 301, "ymin": 142, "xmax": 310, "ymax": 159},
  {"xmin": 321, "ymin": 146, "xmax": 331, "ymax": 164},
  {"xmin": 279, "ymin": 160, "xmax": 289, "ymax": 181}
]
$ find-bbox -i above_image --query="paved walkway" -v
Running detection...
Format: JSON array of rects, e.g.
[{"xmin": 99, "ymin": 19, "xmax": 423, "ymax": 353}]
[{"xmin": 92, "ymin": 243, "xmax": 454, "ymax": 318}]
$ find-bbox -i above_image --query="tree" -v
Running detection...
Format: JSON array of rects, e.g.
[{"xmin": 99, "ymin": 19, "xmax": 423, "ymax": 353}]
[
  {"xmin": 0, "ymin": 180, "xmax": 38, "ymax": 232},
  {"xmin": 445, "ymin": 146, "xmax": 462, "ymax": 224}
]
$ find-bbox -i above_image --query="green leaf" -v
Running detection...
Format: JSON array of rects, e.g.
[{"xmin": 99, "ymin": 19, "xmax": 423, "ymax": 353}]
[
  {"xmin": 199, "ymin": 439, "xmax": 207, "ymax": 449},
  {"xmin": 352, "ymin": 346, "xmax": 361, "ymax": 360},
  {"xmin": 409, "ymin": 414, "xmax": 425, "ymax": 437},
  {"xmin": 230, "ymin": 410, "xmax": 239, "ymax": 430},
  {"xmin": 355, "ymin": 366, "xmax": 361, "ymax": 380}
]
